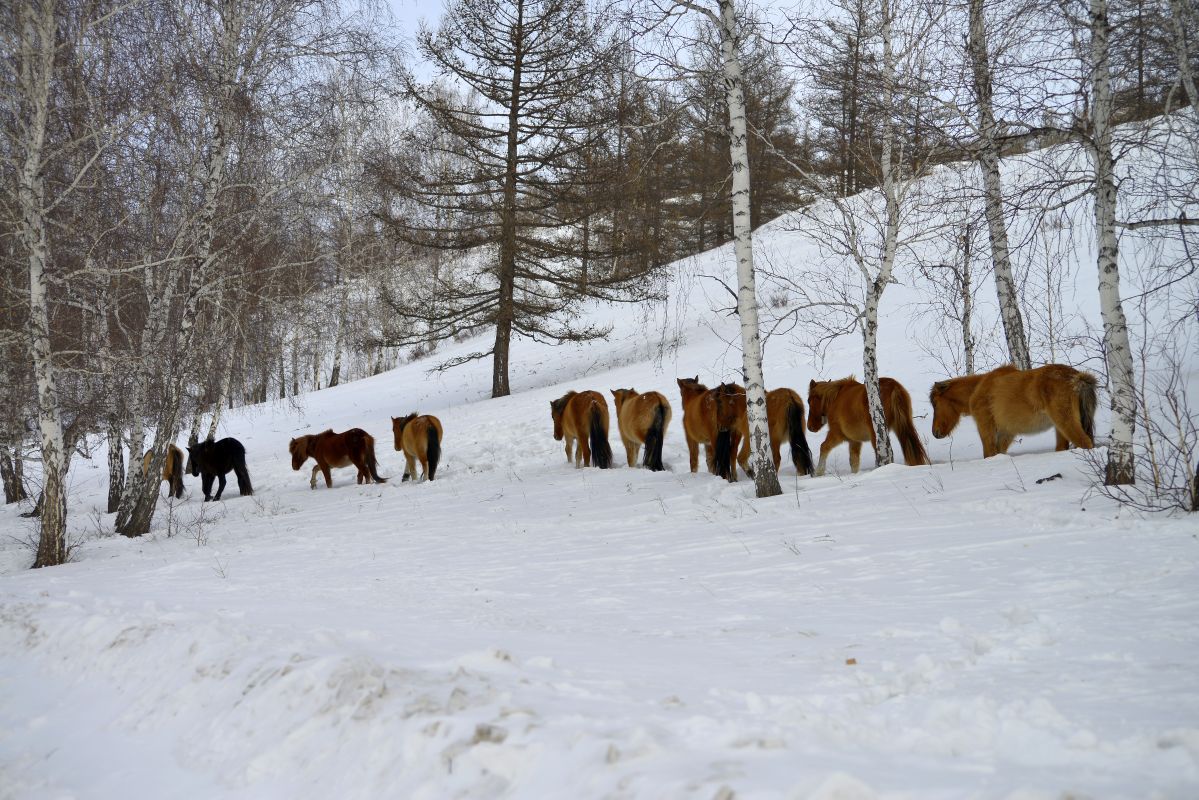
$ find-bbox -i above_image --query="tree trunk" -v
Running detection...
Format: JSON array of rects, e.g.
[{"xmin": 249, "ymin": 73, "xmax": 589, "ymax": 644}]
[
  {"xmin": 207, "ymin": 353, "xmax": 234, "ymax": 441},
  {"xmin": 1167, "ymin": 0, "xmax": 1198, "ymax": 115},
  {"xmin": 861, "ymin": 0, "xmax": 898, "ymax": 468},
  {"xmin": 961, "ymin": 225, "xmax": 976, "ymax": 375},
  {"xmin": 1, "ymin": 445, "xmax": 27, "ymax": 504},
  {"xmin": 106, "ymin": 423, "xmax": 124, "ymax": 513},
  {"xmin": 329, "ymin": 288, "xmax": 348, "ymax": 387},
  {"xmin": 717, "ymin": 0, "xmax": 781, "ymax": 497},
  {"xmin": 492, "ymin": 0, "xmax": 524, "ymax": 400},
  {"xmin": 1091, "ymin": 0, "xmax": 1136, "ymax": 485},
  {"xmin": 968, "ymin": 0, "xmax": 1031, "ymax": 370}
]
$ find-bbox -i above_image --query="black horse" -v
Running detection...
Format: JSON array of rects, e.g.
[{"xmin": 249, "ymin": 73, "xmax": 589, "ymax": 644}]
[{"xmin": 186, "ymin": 437, "xmax": 253, "ymax": 501}]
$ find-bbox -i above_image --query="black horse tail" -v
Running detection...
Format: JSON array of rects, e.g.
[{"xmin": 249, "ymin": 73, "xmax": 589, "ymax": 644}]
[
  {"xmin": 714, "ymin": 429, "xmax": 735, "ymax": 481},
  {"xmin": 642, "ymin": 403, "xmax": 667, "ymax": 472},
  {"xmin": 589, "ymin": 404, "xmax": 612, "ymax": 469},
  {"xmin": 1077, "ymin": 371, "xmax": 1098, "ymax": 441},
  {"xmin": 787, "ymin": 399, "xmax": 815, "ymax": 477},
  {"xmin": 426, "ymin": 425, "xmax": 440, "ymax": 481},
  {"xmin": 168, "ymin": 447, "xmax": 185, "ymax": 498},
  {"xmin": 365, "ymin": 435, "xmax": 387, "ymax": 484},
  {"xmin": 231, "ymin": 442, "xmax": 253, "ymax": 497}
]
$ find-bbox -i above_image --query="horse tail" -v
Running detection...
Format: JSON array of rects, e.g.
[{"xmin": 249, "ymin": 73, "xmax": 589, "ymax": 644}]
[
  {"xmin": 642, "ymin": 403, "xmax": 667, "ymax": 472},
  {"xmin": 888, "ymin": 384, "xmax": 930, "ymax": 466},
  {"xmin": 1076, "ymin": 371, "xmax": 1098, "ymax": 441},
  {"xmin": 168, "ymin": 447, "xmax": 185, "ymax": 498},
  {"xmin": 589, "ymin": 403, "xmax": 612, "ymax": 469},
  {"xmin": 426, "ymin": 424, "xmax": 440, "ymax": 481},
  {"xmin": 787, "ymin": 398, "xmax": 815, "ymax": 476},
  {"xmin": 714, "ymin": 429, "xmax": 734, "ymax": 481},
  {"xmin": 364, "ymin": 434, "xmax": 387, "ymax": 484}
]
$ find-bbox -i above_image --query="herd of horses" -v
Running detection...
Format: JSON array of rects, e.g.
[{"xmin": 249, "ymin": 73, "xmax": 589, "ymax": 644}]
[{"xmin": 141, "ymin": 362, "xmax": 1099, "ymax": 500}]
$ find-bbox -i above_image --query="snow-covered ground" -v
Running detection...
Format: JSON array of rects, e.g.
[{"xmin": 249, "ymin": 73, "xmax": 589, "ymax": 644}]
[{"xmin": 2, "ymin": 123, "xmax": 1197, "ymax": 798}]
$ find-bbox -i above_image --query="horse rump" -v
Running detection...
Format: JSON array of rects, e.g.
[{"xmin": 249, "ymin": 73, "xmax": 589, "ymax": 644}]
[
  {"xmin": 786, "ymin": 399, "xmax": 815, "ymax": 476},
  {"xmin": 588, "ymin": 404, "xmax": 612, "ymax": 469},
  {"xmin": 642, "ymin": 403, "xmax": 667, "ymax": 472},
  {"xmin": 426, "ymin": 424, "xmax": 440, "ymax": 481},
  {"xmin": 167, "ymin": 446, "xmax": 185, "ymax": 498},
  {"xmin": 356, "ymin": 429, "xmax": 388, "ymax": 484}
]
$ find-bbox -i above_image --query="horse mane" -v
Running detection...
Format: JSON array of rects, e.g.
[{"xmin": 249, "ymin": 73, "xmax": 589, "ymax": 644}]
[
  {"xmin": 551, "ymin": 392, "xmax": 576, "ymax": 414},
  {"xmin": 814, "ymin": 376, "xmax": 857, "ymax": 401},
  {"xmin": 395, "ymin": 412, "xmax": 418, "ymax": 432}
]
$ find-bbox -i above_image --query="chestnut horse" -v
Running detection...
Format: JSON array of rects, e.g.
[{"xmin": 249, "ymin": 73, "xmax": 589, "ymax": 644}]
[
  {"xmin": 141, "ymin": 444, "xmax": 185, "ymax": 499},
  {"xmin": 392, "ymin": 413, "xmax": 443, "ymax": 481},
  {"xmin": 767, "ymin": 388, "xmax": 816, "ymax": 477},
  {"xmin": 611, "ymin": 388, "xmax": 672, "ymax": 471},
  {"xmin": 550, "ymin": 390, "xmax": 613, "ymax": 469},
  {"xmin": 930, "ymin": 364, "xmax": 1096, "ymax": 457},
  {"xmin": 289, "ymin": 428, "xmax": 386, "ymax": 489},
  {"xmin": 807, "ymin": 376, "xmax": 929, "ymax": 475},
  {"xmin": 677, "ymin": 377, "xmax": 751, "ymax": 480}
]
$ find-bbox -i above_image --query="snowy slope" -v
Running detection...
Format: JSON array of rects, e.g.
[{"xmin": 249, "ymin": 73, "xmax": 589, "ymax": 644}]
[{"xmin": 1, "ymin": 119, "xmax": 1197, "ymax": 799}]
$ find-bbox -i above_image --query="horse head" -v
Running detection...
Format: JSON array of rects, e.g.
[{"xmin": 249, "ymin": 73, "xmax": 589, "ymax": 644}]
[
  {"xmin": 929, "ymin": 380, "xmax": 961, "ymax": 439},
  {"xmin": 676, "ymin": 376, "xmax": 705, "ymax": 400},
  {"xmin": 550, "ymin": 394, "xmax": 573, "ymax": 441},
  {"xmin": 712, "ymin": 383, "xmax": 744, "ymax": 431},
  {"xmin": 392, "ymin": 414, "xmax": 417, "ymax": 450},
  {"xmin": 610, "ymin": 388, "xmax": 634, "ymax": 413},
  {"xmin": 184, "ymin": 444, "xmax": 200, "ymax": 477},
  {"xmin": 806, "ymin": 380, "xmax": 828, "ymax": 432},
  {"xmin": 288, "ymin": 436, "xmax": 309, "ymax": 470}
]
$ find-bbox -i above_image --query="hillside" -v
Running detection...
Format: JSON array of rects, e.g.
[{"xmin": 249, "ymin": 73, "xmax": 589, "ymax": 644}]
[{"xmin": 1, "ymin": 118, "xmax": 1197, "ymax": 799}]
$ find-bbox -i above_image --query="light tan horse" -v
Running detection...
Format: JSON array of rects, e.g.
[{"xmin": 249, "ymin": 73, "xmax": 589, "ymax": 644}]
[
  {"xmin": 289, "ymin": 428, "xmax": 386, "ymax": 489},
  {"xmin": 677, "ymin": 377, "xmax": 751, "ymax": 479},
  {"xmin": 930, "ymin": 364, "xmax": 1097, "ymax": 457},
  {"xmin": 550, "ymin": 390, "xmax": 613, "ymax": 468},
  {"xmin": 807, "ymin": 376, "xmax": 930, "ymax": 475},
  {"xmin": 391, "ymin": 413, "xmax": 443, "ymax": 481},
  {"xmin": 141, "ymin": 444, "xmax": 185, "ymax": 499},
  {"xmin": 611, "ymin": 389, "xmax": 672, "ymax": 471}
]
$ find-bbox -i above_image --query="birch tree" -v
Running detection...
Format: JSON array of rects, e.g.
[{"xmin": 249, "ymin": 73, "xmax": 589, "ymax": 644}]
[{"xmin": 655, "ymin": 0, "xmax": 781, "ymax": 496}]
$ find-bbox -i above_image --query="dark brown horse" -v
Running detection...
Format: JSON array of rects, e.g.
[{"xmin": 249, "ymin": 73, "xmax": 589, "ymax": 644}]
[
  {"xmin": 807, "ymin": 376, "xmax": 929, "ymax": 475},
  {"xmin": 610, "ymin": 388, "xmax": 671, "ymax": 471},
  {"xmin": 289, "ymin": 428, "xmax": 386, "ymax": 489},
  {"xmin": 550, "ymin": 390, "xmax": 612, "ymax": 468},
  {"xmin": 392, "ymin": 413, "xmax": 443, "ymax": 481},
  {"xmin": 142, "ymin": 443, "xmax": 185, "ymax": 499},
  {"xmin": 930, "ymin": 364, "xmax": 1096, "ymax": 457}
]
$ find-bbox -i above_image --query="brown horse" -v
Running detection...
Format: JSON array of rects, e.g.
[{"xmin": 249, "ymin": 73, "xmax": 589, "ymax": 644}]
[
  {"xmin": 930, "ymin": 364, "xmax": 1097, "ymax": 457},
  {"xmin": 676, "ymin": 377, "xmax": 752, "ymax": 481},
  {"xmin": 767, "ymin": 388, "xmax": 816, "ymax": 477},
  {"xmin": 289, "ymin": 428, "xmax": 386, "ymax": 489},
  {"xmin": 392, "ymin": 413, "xmax": 443, "ymax": 482},
  {"xmin": 611, "ymin": 389, "xmax": 672, "ymax": 471},
  {"xmin": 807, "ymin": 376, "xmax": 929, "ymax": 475},
  {"xmin": 141, "ymin": 444, "xmax": 185, "ymax": 499},
  {"xmin": 550, "ymin": 390, "xmax": 613, "ymax": 468}
]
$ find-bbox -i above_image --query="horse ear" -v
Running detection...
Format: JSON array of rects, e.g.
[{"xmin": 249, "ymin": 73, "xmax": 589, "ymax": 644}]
[{"xmin": 809, "ymin": 379, "xmax": 816, "ymax": 391}]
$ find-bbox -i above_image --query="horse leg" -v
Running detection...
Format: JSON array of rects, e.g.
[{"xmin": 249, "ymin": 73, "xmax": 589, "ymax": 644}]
[
  {"xmin": 310, "ymin": 464, "xmax": 320, "ymax": 490},
  {"xmin": 974, "ymin": 405, "xmax": 1001, "ymax": 457},
  {"xmin": 579, "ymin": 433, "xmax": 591, "ymax": 468},
  {"xmin": 771, "ymin": 439, "xmax": 783, "ymax": 472},
  {"xmin": 995, "ymin": 432, "xmax": 1017, "ymax": 455},
  {"xmin": 1050, "ymin": 412, "xmax": 1095, "ymax": 451},
  {"xmin": 564, "ymin": 438, "xmax": 573, "ymax": 464},
  {"xmin": 686, "ymin": 437, "xmax": 699, "ymax": 473},
  {"xmin": 202, "ymin": 473, "xmax": 214, "ymax": 501},
  {"xmin": 1055, "ymin": 430, "xmax": 1071, "ymax": 451},
  {"xmin": 404, "ymin": 453, "xmax": 417, "ymax": 482},
  {"xmin": 738, "ymin": 433, "xmax": 753, "ymax": 479},
  {"xmin": 322, "ymin": 463, "xmax": 334, "ymax": 488},
  {"xmin": 623, "ymin": 436, "xmax": 637, "ymax": 468},
  {"xmin": 816, "ymin": 431, "xmax": 843, "ymax": 477},
  {"xmin": 849, "ymin": 441, "xmax": 863, "ymax": 474}
]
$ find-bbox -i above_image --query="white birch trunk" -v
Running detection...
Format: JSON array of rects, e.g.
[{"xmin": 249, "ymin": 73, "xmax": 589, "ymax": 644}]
[
  {"xmin": 15, "ymin": 0, "xmax": 70, "ymax": 567},
  {"xmin": 1091, "ymin": 0, "xmax": 1136, "ymax": 485},
  {"xmin": 717, "ymin": 0, "xmax": 781, "ymax": 497},
  {"xmin": 968, "ymin": 0, "xmax": 1031, "ymax": 370},
  {"xmin": 206, "ymin": 353, "xmax": 235, "ymax": 441},
  {"xmin": 1166, "ymin": 0, "xmax": 1198, "ymax": 120},
  {"xmin": 862, "ymin": 0, "xmax": 897, "ymax": 467}
]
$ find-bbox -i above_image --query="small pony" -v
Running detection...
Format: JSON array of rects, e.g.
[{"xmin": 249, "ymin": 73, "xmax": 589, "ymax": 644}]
[
  {"xmin": 185, "ymin": 437, "xmax": 253, "ymax": 501},
  {"xmin": 392, "ymin": 413, "xmax": 443, "ymax": 481},
  {"xmin": 611, "ymin": 388, "xmax": 672, "ymax": 471},
  {"xmin": 142, "ymin": 443, "xmax": 185, "ymax": 499},
  {"xmin": 807, "ymin": 376, "xmax": 929, "ymax": 475},
  {"xmin": 550, "ymin": 390, "xmax": 613, "ymax": 469},
  {"xmin": 676, "ymin": 377, "xmax": 751, "ymax": 481},
  {"xmin": 289, "ymin": 428, "xmax": 386, "ymax": 489},
  {"xmin": 930, "ymin": 363, "xmax": 1097, "ymax": 457}
]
